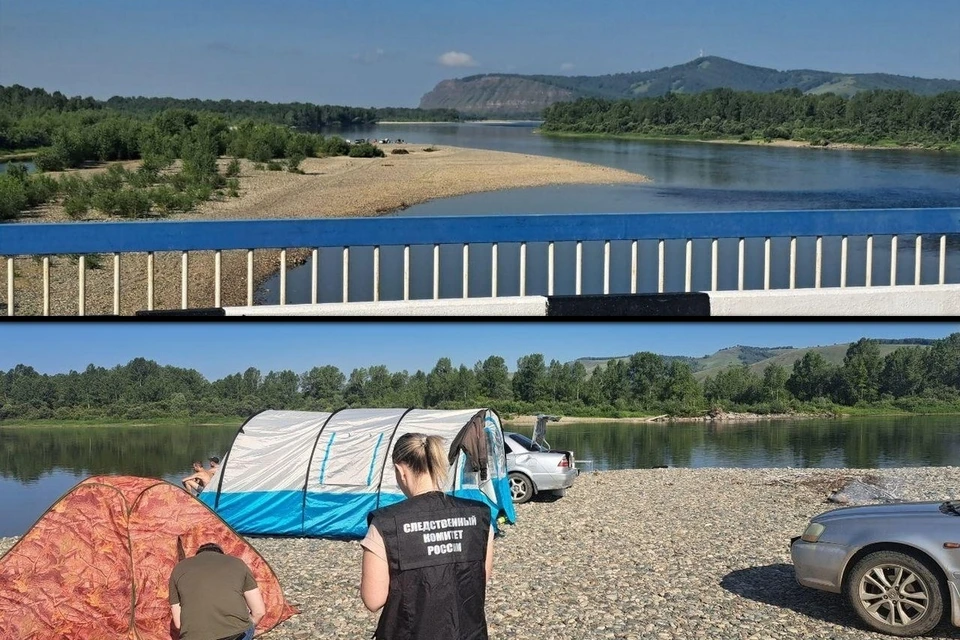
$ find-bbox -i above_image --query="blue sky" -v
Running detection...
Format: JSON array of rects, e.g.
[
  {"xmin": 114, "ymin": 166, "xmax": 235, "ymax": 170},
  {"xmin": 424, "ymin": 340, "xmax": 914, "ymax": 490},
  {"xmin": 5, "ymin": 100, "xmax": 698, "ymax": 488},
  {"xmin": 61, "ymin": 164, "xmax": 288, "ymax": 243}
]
[
  {"xmin": 0, "ymin": 322, "xmax": 956, "ymax": 380},
  {"xmin": 1, "ymin": 0, "xmax": 958, "ymax": 107}
]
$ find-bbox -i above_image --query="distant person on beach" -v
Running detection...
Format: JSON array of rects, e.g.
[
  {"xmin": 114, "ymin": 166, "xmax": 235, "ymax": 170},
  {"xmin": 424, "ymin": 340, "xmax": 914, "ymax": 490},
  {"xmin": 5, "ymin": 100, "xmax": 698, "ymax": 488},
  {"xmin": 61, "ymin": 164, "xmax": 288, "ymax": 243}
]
[
  {"xmin": 181, "ymin": 461, "xmax": 212, "ymax": 496},
  {"xmin": 169, "ymin": 542, "xmax": 265, "ymax": 640},
  {"xmin": 360, "ymin": 433, "xmax": 494, "ymax": 640}
]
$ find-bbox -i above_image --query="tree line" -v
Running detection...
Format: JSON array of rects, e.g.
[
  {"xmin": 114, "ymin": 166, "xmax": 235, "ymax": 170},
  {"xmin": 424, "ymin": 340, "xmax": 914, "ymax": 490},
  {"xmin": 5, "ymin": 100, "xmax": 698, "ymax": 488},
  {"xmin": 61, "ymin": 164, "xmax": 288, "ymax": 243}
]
[
  {"xmin": 540, "ymin": 88, "xmax": 960, "ymax": 147},
  {"xmin": 0, "ymin": 84, "xmax": 464, "ymax": 142},
  {"xmin": 1, "ymin": 334, "xmax": 958, "ymax": 423},
  {"xmin": 0, "ymin": 105, "xmax": 388, "ymax": 221}
]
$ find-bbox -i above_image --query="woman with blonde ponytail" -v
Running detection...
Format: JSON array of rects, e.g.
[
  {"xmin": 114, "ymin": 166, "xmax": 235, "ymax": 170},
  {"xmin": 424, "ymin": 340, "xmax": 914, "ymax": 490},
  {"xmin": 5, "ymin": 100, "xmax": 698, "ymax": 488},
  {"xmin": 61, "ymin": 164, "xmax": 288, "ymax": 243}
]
[{"xmin": 360, "ymin": 432, "xmax": 494, "ymax": 640}]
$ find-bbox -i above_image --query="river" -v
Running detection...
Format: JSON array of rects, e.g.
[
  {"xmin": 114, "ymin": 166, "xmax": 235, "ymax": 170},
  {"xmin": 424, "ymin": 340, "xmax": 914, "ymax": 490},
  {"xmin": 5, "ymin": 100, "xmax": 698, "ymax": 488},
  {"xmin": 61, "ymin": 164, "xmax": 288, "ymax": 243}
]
[
  {"xmin": 1, "ymin": 416, "xmax": 958, "ymax": 537},
  {"xmin": 257, "ymin": 122, "xmax": 960, "ymax": 303}
]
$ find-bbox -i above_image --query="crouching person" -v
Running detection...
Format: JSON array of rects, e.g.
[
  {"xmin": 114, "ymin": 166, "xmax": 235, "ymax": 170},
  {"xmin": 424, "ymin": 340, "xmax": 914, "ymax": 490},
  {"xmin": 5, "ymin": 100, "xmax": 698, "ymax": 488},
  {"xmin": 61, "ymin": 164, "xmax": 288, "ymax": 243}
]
[
  {"xmin": 360, "ymin": 433, "xmax": 495, "ymax": 640},
  {"xmin": 169, "ymin": 542, "xmax": 266, "ymax": 640}
]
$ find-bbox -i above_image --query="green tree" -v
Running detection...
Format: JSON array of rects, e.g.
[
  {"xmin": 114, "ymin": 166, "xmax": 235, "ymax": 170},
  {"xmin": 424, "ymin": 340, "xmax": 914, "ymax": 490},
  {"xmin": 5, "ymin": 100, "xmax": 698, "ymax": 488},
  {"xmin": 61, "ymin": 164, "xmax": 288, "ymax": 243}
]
[
  {"xmin": 426, "ymin": 358, "xmax": 458, "ymax": 406},
  {"xmin": 760, "ymin": 363, "xmax": 790, "ymax": 403},
  {"xmin": 786, "ymin": 352, "xmax": 834, "ymax": 401},
  {"xmin": 925, "ymin": 333, "xmax": 960, "ymax": 391},
  {"xmin": 878, "ymin": 347, "xmax": 925, "ymax": 398},
  {"xmin": 626, "ymin": 352, "xmax": 666, "ymax": 406},
  {"xmin": 512, "ymin": 354, "xmax": 548, "ymax": 404},
  {"xmin": 475, "ymin": 356, "xmax": 511, "ymax": 400},
  {"xmin": 838, "ymin": 339, "xmax": 883, "ymax": 404},
  {"xmin": 300, "ymin": 365, "xmax": 345, "ymax": 407}
]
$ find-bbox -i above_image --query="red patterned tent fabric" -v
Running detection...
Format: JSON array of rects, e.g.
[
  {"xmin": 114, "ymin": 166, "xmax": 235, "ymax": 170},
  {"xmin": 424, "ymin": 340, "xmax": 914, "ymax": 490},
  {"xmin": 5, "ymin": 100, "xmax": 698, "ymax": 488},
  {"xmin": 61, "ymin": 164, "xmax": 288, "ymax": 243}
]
[{"xmin": 0, "ymin": 476, "xmax": 298, "ymax": 640}]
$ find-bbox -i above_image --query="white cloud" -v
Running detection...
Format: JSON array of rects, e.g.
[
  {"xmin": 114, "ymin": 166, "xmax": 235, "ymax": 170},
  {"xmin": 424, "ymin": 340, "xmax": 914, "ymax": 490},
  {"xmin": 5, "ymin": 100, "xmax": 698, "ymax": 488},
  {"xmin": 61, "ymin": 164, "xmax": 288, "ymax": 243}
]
[
  {"xmin": 438, "ymin": 51, "xmax": 479, "ymax": 68},
  {"xmin": 560, "ymin": 62, "xmax": 575, "ymax": 71},
  {"xmin": 352, "ymin": 48, "xmax": 386, "ymax": 64}
]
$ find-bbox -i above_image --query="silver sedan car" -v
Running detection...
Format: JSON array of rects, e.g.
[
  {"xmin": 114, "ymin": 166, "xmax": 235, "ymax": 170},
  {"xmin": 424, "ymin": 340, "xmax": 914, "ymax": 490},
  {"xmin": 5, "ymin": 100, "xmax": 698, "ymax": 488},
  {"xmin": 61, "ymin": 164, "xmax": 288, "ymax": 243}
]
[
  {"xmin": 791, "ymin": 499, "xmax": 960, "ymax": 637},
  {"xmin": 503, "ymin": 432, "xmax": 578, "ymax": 504}
]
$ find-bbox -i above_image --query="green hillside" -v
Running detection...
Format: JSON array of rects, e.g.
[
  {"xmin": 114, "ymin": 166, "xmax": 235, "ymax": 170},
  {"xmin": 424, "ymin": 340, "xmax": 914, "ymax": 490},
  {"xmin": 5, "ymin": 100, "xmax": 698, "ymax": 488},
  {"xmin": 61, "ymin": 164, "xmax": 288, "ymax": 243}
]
[
  {"xmin": 575, "ymin": 340, "xmax": 935, "ymax": 380},
  {"xmin": 419, "ymin": 56, "xmax": 960, "ymax": 117}
]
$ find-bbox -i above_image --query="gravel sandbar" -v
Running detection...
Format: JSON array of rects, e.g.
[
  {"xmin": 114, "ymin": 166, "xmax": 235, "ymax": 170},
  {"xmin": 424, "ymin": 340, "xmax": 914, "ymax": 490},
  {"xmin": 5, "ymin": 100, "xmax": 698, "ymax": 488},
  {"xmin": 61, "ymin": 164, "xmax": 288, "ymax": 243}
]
[{"xmin": 2, "ymin": 467, "xmax": 958, "ymax": 639}]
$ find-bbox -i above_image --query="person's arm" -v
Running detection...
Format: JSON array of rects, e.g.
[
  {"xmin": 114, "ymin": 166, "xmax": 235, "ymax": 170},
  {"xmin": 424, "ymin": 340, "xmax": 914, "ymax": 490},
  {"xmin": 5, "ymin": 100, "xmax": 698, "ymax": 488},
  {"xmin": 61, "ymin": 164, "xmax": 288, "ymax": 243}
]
[
  {"xmin": 243, "ymin": 587, "xmax": 266, "ymax": 627},
  {"xmin": 181, "ymin": 471, "xmax": 202, "ymax": 486},
  {"xmin": 361, "ymin": 547, "xmax": 390, "ymax": 612},
  {"xmin": 485, "ymin": 525, "xmax": 494, "ymax": 583},
  {"xmin": 168, "ymin": 572, "xmax": 182, "ymax": 629}
]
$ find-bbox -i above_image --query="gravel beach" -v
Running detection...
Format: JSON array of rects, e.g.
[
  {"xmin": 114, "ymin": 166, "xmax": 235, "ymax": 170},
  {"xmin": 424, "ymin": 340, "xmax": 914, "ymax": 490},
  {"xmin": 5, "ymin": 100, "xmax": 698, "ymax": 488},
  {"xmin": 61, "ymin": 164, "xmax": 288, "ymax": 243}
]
[
  {"xmin": 3, "ymin": 467, "xmax": 959, "ymax": 639},
  {"xmin": 1, "ymin": 145, "xmax": 649, "ymax": 316}
]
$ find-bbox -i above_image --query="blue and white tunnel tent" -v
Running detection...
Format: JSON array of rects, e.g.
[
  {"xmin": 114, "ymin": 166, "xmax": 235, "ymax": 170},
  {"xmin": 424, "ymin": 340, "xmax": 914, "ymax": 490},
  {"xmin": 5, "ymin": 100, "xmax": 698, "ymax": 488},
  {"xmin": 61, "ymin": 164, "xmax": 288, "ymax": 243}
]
[{"xmin": 199, "ymin": 408, "xmax": 517, "ymax": 539}]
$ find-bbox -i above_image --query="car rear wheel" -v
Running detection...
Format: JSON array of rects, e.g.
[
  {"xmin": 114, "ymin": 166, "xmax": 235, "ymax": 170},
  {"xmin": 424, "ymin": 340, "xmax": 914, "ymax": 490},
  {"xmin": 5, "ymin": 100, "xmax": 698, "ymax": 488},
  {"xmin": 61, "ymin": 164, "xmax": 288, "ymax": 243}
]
[
  {"xmin": 846, "ymin": 550, "xmax": 944, "ymax": 637},
  {"xmin": 508, "ymin": 473, "xmax": 533, "ymax": 504}
]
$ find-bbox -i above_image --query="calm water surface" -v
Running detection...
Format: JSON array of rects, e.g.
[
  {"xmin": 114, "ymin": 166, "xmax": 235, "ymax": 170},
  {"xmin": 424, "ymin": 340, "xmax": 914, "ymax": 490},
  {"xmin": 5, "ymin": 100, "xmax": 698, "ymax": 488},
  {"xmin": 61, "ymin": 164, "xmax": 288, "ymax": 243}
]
[
  {"xmin": 2, "ymin": 416, "xmax": 958, "ymax": 536},
  {"xmin": 260, "ymin": 123, "xmax": 960, "ymax": 303}
]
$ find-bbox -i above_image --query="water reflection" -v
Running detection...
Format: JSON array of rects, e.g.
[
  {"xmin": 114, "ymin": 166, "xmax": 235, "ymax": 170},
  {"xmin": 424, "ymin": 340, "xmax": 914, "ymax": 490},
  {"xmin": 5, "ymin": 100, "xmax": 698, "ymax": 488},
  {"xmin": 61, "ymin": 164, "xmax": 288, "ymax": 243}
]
[
  {"xmin": 1, "ymin": 417, "xmax": 958, "ymax": 536},
  {"xmin": 537, "ymin": 416, "xmax": 960, "ymax": 471},
  {"xmin": 259, "ymin": 122, "xmax": 959, "ymax": 303}
]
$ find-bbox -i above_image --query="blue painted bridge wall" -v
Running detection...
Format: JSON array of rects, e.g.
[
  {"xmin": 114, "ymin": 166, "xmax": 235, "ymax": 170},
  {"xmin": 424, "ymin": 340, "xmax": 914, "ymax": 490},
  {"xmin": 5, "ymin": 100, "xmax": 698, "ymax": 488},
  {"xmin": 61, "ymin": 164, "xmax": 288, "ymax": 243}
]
[{"xmin": 2, "ymin": 209, "xmax": 960, "ymax": 256}]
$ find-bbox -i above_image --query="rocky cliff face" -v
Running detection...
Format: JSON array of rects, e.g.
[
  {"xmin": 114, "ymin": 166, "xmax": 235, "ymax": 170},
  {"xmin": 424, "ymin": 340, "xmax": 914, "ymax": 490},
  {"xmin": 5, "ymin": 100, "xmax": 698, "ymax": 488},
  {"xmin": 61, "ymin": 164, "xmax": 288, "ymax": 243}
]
[
  {"xmin": 419, "ymin": 75, "xmax": 577, "ymax": 117},
  {"xmin": 419, "ymin": 57, "xmax": 960, "ymax": 118}
]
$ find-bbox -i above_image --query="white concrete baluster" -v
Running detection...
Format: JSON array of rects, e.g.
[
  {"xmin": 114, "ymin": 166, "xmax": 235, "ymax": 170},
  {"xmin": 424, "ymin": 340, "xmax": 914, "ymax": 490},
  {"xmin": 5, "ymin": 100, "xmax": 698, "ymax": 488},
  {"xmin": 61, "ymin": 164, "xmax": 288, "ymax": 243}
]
[
  {"xmin": 78, "ymin": 255, "xmax": 85, "ymax": 316},
  {"xmin": 147, "ymin": 252, "xmax": 155, "ymax": 311},
  {"xmin": 311, "ymin": 249, "xmax": 319, "ymax": 304},
  {"xmin": 840, "ymin": 236, "xmax": 848, "ymax": 288},
  {"xmin": 890, "ymin": 235, "xmax": 898, "ymax": 286},
  {"xmin": 491, "ymin": 243, "xmax": 498, "ymax": 298},
  {"xmin": 519, "ymin": 242, "xmax": 527, "ymax": 297},
  {"xmin": 342, "ymin": 247, "xmax": 349, "ymax": 303},
  {"xmin": 279, "ymin": 249, "xmax": 287, "ymax": 306},
  {"xmin": 113, "ymin": 253, "xmax": 121, "ymax": 315},
  {"xmin": 575, "ymin": 241, "xmax": 583, "ymax": 295},
  {"xmin": 658, "ymin": 239, "xmax": 665, "ymax": 293},
  {"xmin": 603, "ymin": 241, "xmax": 611, "ymax": 295},
  {"xmin": 914, "ymin": 235, "xmax": 922, "ymax": 286},
  {"xmin": 214, "ymin": 251, "xmax": 221, "ymax": 308},
  {"xmin": 432, "ymin": 244, "xmax": 440, "ymax": 300},
  {"xmin": 710, "ymin": 238, "xmax": 718, "ymax": 292}
]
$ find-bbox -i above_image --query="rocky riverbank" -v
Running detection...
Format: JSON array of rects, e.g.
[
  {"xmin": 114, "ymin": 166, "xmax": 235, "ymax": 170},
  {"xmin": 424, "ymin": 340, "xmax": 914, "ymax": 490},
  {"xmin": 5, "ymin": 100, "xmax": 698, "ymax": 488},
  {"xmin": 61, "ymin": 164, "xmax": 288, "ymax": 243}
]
[{"xmin": 3, "ymin": 467, "xmax": 958, "ymax": 639}]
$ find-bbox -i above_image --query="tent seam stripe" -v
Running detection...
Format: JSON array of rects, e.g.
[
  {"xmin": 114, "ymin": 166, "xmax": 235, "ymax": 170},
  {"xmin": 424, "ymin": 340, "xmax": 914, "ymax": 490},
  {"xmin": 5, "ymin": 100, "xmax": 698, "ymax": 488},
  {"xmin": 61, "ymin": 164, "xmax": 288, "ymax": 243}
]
[
  {"xmin": 374, "ymin": 407, "xmax": 416, "ymax": 510},
  {"xmin": 317, "ymin": 433, "xmax": 336, "ymax": 485},
  {"xmin": 366, "ymin": 433, "xmax": 385, "ymax": 486},
  {"xmin": 302, "ymin": 409, "xmax": 341, "ymax": 535},
  {"xmin": 214, "ymin": 411, "xmax": 261, "ymax": 510}
]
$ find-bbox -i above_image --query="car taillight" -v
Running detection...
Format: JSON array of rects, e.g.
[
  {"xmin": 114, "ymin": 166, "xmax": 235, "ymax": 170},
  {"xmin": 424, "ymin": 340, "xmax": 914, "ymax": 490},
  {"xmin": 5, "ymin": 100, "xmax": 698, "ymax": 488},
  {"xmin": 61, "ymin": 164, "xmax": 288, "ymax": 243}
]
[{"xmin": 558, "ymin": 457, "xmax": 569, "ymax": 467}]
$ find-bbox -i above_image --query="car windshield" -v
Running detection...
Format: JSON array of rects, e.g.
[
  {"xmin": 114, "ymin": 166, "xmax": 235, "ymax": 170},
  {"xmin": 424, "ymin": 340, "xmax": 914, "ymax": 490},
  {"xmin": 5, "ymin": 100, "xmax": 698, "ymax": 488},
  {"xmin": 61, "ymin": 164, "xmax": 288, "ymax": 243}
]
[{"xmin": 509, "ymin": 433, "xmax": 543, "ymax": 452}]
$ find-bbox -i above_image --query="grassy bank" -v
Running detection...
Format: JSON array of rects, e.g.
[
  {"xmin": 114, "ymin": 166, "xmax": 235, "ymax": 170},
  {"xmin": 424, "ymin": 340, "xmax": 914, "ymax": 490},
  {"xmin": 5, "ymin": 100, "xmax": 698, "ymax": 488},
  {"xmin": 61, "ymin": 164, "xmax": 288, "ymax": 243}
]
[
  {"xmin": 0, "ymin": 150, "xmax": 40, "ymax": 162},
  {"xmin": 538, "ymin": 129, "xmax": 960, "ymax": 152},
  {"xmin": 0, "ymin": 416, "xmax": 243, "ymax": 428}
]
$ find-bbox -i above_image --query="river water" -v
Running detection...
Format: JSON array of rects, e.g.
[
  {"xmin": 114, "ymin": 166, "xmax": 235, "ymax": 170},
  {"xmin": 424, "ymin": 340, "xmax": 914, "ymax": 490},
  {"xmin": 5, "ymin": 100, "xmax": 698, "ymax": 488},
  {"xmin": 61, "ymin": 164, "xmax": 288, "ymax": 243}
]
[
  {"xmin": 1, "ymin": 416, "xmax": 958, "ymax": 536},
  {"xmin": 257, "ymin": 123, "xmax": 960, "ymax": 303}
]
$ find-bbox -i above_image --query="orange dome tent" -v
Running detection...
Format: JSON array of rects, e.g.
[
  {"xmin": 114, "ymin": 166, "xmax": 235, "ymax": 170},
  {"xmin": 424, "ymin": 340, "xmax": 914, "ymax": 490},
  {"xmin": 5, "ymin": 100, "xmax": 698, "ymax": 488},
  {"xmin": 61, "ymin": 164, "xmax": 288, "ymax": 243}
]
[{"xmin": 0, "ymin": 475, "xmax": 297, "ymax": 639}]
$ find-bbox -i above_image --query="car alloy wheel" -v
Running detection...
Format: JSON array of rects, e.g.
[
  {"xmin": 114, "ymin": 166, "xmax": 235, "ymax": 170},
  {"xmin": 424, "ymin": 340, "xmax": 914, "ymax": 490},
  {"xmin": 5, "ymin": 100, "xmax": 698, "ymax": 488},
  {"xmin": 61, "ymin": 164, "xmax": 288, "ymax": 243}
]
[
  {"xmin": 846, "ymin": 550, "xmax": 944, "ymax": 637},
  {"xmin": 508, "ymin": 473, "xmax": 533, "ymax": 504}
]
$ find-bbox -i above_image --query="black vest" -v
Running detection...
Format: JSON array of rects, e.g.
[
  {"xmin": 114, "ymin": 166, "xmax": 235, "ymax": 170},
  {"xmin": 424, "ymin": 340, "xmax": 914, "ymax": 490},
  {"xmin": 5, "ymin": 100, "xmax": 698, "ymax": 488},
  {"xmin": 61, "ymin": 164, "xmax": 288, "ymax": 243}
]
[{"xmin": 368, "ymin": 492, "xmax": 491, "ymax": 640}]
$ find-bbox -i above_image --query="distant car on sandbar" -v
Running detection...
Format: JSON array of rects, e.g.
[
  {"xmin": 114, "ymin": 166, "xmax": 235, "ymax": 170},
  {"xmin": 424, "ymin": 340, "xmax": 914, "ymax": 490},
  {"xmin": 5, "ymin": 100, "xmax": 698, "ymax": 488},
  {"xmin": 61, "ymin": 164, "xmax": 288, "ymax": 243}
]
[{"xmin": 503, "ymin": 415, "xmax": 578, "ymax": 504}]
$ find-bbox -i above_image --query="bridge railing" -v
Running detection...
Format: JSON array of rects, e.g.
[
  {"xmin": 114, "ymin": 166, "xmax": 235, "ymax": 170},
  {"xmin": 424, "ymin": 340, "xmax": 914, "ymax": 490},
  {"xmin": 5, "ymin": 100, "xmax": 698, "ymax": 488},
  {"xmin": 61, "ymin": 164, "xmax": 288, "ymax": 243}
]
[{"xmin": 1, "ymin": 208, "xmax": 958, "ymax": 315}]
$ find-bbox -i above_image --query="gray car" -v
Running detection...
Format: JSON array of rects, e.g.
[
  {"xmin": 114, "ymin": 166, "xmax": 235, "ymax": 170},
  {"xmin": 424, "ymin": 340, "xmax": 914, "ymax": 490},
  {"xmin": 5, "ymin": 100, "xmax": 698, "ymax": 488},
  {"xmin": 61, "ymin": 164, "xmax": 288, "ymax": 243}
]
[
  {"xmin": 503, "ymin": 431, "xmax": 578, "ymax": 504},
  {"xmin": 790, "ymin": 499, "xmax": 960, "ymax": 636}
]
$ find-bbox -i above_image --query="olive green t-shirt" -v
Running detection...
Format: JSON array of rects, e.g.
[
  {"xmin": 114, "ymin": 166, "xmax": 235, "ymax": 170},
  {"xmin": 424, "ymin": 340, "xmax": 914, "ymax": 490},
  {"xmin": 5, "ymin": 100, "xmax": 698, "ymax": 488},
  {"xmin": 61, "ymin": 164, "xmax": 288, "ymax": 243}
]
[{"xmin": 169, "ymin": 551, "xmax": 258, "ymax": 640}]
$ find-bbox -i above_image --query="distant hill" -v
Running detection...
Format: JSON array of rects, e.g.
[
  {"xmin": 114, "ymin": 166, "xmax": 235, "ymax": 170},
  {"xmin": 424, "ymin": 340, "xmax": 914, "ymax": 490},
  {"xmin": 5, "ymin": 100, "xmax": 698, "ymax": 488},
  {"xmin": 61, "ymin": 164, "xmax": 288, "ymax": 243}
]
[
  {"xmin": 419, "ymin": 56, "xmax": 960, "ymax": 117},
  {"xmin": 573, "ymin": 339, "xmax": 935, "ymax": 380}
]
